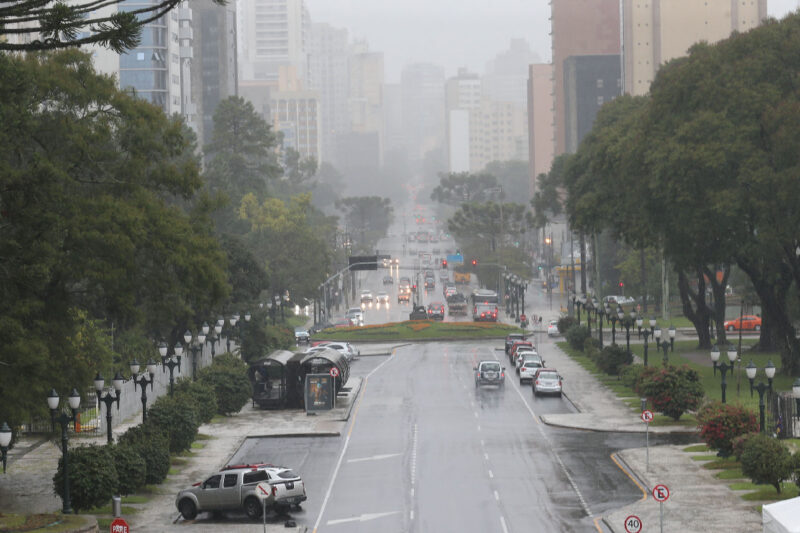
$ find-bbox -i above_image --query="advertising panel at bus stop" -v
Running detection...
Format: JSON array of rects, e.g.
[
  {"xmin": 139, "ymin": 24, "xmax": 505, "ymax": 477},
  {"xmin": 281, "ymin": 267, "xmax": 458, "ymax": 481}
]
[{"xmin": 304, "ymin": 374, "xmax": 334, "ymax": 413}]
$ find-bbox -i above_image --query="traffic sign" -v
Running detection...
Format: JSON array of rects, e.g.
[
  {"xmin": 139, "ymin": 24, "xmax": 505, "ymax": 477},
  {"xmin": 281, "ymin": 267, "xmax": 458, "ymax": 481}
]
[
  {"xmin": 110, "ymin": 518, "xmax": 130, "ymax": 533},
  {"xmin": 652, "ymin": 484, "xmax": 670, "ymax": 502},
  {"xmin": 329, "ymin": 367, "xmax": 340, "ymax": 378},
  {"xmin": 255, "ymin": 482, "xmax": 273, "ymax": 501},
  {"xmin": 641, "ymin": 409, "xmax": 654, "ymax": 423},
  {"xmin": 624, "ymin": 515, "xmax": 642, "ymax": 533}
]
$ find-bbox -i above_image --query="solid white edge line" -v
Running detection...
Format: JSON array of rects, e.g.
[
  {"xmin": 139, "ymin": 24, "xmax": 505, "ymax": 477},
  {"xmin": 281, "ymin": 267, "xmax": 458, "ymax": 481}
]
[
  {"xmin": 312, "ymin": 350, "xmax": 396, "ymax": 532},
  {"xmin": 500, "ymin": 515, "xmax": 509, "ymax": 533}
]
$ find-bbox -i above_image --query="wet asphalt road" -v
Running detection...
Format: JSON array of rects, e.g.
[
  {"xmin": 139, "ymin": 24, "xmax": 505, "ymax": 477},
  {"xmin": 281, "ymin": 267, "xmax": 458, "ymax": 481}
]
[{"xmin": 230, "ymin": 342, "xmax": 697, "ymax": 532}]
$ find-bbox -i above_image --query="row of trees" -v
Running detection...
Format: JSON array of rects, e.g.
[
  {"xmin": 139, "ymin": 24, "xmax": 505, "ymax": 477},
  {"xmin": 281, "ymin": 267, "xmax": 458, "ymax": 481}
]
[{"xmin": 542, "ymin": 14, "xmax": 800, "ymax": 372}]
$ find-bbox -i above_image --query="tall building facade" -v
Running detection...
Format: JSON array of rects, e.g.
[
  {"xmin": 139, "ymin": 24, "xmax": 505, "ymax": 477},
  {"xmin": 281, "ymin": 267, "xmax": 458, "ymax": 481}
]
[
  {"xmin": 483, "ymin": 38, "xmax": 539, "ymax": 104},
  {"xmin": 622, "ymin": 0, "xmax": 767, "ymax": 95},
  {"xmin": 468, "ymin": 100, "xmax": 527, "ymax": 172},
  {"xmin": 551, "ymin": 0, "xmax": 620, "ymax": 155},
  {"xmin": 191, "ymin": 0, "xmax": 238, "ymax": 147},
  {"xmin": 238, "ymin": 0, "xmax": 310, "ymax": 82},
  {"xmin": 563, "ymin": 55, "xmax": 621, "ymax": 153},
  {"xmin": 308, "ymin": 23, "xmax": 350, "ymax": 164},
  {"xmin": 400, "ymin": 63, "xmax": 445, "ymax": 164},
  {"xmin": 527, "ymin": 63, "xmax": 554, "ymax": 195},
  {"xmin": 348, "ymin": 43, "xmax": 384, "ymax": 143},
  {"xmin": 269, "ymin": 66, "xmax": 321, "ymax": 161},
  {"xmin": 445, "ymin": 68, "xmax": 482, "ymax": 172}
]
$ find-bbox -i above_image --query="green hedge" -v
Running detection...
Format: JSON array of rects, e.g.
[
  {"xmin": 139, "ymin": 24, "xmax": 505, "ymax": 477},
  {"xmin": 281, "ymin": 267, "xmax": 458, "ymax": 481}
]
[
  {"xmin": 565, "ymin": 325, "xmax": 590, "ymax": 351},
  {"xmin": 145, "ymin": 394, "xmax": 201, "ymax": 453},
  {"xmin": 117, "ymin": 424, "xmax": 171, "ymax": 485},
  {"xmin": 53, "ymin": 444, "xmax": 117, "ymax": 513},
  {"xmin": 111, "ymin": 443, "xmax": 147, "ymax": 496},
  {"xmin": 198, "ymin": 353, "xmax": 251, "ymax": 416},
  {"xmin": 173, "ymin": 379, "xmax": 218, "ymax": 424},
  {"xmin": 596, "ymin": 345, "xmax": 633, "ymax": 376},
  {"xmin": 740, "ymin": 434, "xmax": 794, "ymax": 493}
]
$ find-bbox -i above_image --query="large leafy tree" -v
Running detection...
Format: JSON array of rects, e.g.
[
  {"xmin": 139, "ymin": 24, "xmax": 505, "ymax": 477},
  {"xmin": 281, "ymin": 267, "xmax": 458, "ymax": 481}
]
[
  {"xmin": 0, "ymin": 0, "xmax": 224, "ymax": 52},
  {"xmin": 334, "ymin": 196, "xmax": 394, "ymax": 253},
  {"xmin": 430, "ymin": 172, "xmax": 501, "ymax": 206},
  {"xmin": 0, "ymin": 50, "xmax": 229, "ymax": 428}
]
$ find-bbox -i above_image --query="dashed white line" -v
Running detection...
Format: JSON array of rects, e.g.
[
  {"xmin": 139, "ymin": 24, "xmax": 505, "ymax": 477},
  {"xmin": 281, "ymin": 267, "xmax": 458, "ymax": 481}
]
[
  {"xmin": 484, "ymin": 452, "xmax": 489, "ymax": 461},
  {"xmin": 410, "ymin": 423, "xmax": 418, "ymax": 488},
  {"xmin": 494, "ymin": 490, "xmax": 500, "ymax": 501},
  {"xmin": 488, "ymin": 469, "xmax": 494, "ymax": 479},
  {"xmin": 410, "ymin": 510, "xmax": 414, "ymax": 520},
  {"xmin": 480, "ymin": 439, "xmax": 485, "ymax": 447}
]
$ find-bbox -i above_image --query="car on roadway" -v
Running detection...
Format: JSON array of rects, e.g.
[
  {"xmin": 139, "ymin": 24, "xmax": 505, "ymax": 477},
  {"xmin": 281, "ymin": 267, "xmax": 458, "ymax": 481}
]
[
  {"xmin": 294, "ymin": 327, "xmax": 310, "ymax": 344},
  {"xmin": 509, "ymin": 340, "xmax": 534, "ymax": 364},
  {"xmin": 723, "ymin": 315, "xmax": 762, "ymax": 331},
  {"xmin": 474, "ymin": 360, "xmax": 505, "ymax": 387},
  {"xmin": 306, "ymin": 342, "xmax": 359, "ymax": 362},
  {"xmin": 473, "ymin": 303, "xmax": 498, "ymax": 322},
  {"xmin": 345, "ymin": 307, "xmax": 364, "ymax": 326},
  {"xmin": 515, "ymin": 351, "xmax": 543, "ymax": 373},
  {"xmin": 547, "ymin": 320, "xmax": 560, "ymax": 337},
  {"xmin": 376, "ymin": 291, "xmax": 390, "ymax": 309},
  {"xmin": 532, "ymin": 368, "xmax": 563, "ymax": 397},
  {"xmin": 505, "ymin": 333, "xmax": 527, "ymax": 354},
  {"xmin": 424, "ymin": 277, "xmax": 435, "ymax": 289},
  {"xmin": 439, "ymin": 271, "xmax": 449, "ymax": 282},
  {"xmin": 409, "ymin": 305, "xmax": 429, "ymax": 320},
  {"xmin": 443, "ymin": 284, "xmax": 458, "ymax": 299},
  {"xmin": 519, "ymin": 359, "xmax": 545, "ymax": 384},
  {"xmin": 427, "ymin": 301, "xmax": 445, "ymax": 320},
  {"xmin": 360, "ymin": 290, "xmax": 373, "ymax": 309},
  {"xmin": 175, "ymin": 463, "xmax": 306, "ymax": 521},
  {"xmin": 382, "ymin": 275, "xmax": 393, "ymax": 285}
]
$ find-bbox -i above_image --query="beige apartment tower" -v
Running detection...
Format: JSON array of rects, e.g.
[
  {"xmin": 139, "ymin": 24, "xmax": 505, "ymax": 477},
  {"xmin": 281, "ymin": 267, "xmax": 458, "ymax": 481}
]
[{"xmin": 623, "ymin": 0, "xmax": 767, "ymax": 95}]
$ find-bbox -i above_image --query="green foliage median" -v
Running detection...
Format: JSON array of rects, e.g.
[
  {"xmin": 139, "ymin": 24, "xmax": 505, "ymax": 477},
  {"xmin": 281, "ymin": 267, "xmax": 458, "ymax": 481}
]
[{"xmin": 314, "ymin": 320, "xmax": 521, "ymax": 341}]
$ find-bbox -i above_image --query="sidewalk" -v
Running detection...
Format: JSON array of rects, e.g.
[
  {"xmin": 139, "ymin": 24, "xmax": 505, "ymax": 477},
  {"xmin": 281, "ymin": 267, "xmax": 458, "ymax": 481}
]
[{"xmin": 0, "ymin": 377, "xmax": 363, "ymax": 532}]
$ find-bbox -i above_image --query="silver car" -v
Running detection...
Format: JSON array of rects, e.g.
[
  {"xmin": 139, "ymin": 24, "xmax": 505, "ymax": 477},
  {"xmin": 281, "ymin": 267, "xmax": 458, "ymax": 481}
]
[
  {"xmin": 519, "ymin": 359, "xmax": 544, "ymax": 383},
  {"xmin": 532, "ymin": 369, "xmax": 563, "ymax": 397}
]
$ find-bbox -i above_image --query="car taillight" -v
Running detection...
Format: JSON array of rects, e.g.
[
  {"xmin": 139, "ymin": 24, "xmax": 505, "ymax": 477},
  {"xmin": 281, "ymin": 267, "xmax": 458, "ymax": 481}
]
[
  {"xmin": 535, "ymin": 380, "xmax": 540, "ymax": 385},
  {"xmin": 272, "ymin": 485, "xmax": 277, "ymax": 496},
  {"xmin": 501, "ymin": 372, "xmax": 504, "ymax": 378}
]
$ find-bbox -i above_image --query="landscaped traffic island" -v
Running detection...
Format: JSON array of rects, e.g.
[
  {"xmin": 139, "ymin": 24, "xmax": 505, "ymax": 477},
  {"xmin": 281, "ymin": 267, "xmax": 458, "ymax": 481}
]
[{"xmin": 314, "ymin": 320, "xmax": 522, "ymax": 341}]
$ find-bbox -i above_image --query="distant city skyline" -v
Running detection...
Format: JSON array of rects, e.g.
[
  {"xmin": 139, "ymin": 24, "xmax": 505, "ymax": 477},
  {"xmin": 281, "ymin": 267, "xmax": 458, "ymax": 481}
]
[{"xmin": 306, "ymin": 0, "xmax": 799, "ymax": 83}]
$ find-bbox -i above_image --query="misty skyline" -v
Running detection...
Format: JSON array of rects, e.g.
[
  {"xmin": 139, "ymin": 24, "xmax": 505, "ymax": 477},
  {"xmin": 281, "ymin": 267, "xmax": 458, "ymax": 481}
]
[{"xmin": 307, "ymin": 0, "xmax": 800, "ymax": 83}]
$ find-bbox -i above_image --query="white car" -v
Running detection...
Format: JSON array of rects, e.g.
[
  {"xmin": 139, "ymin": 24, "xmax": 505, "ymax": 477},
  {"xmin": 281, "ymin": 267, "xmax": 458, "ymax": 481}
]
[
  {"xmin": 345, "ymin": 307, "xmax": 364, "ymax": 326},
  {"xmin": 515, "ymin": 351, "xmax": 542, "ymax": 373},
  {"xmin": 519, "ymin": 359, "xmax": 544, "ymax": 384},
  {"xmin": 306, "ymin": 342, "xmax": 359, "ymax": 362},
  {"xmin": 547, "ymin": 320, "xmax": 560, "ymax": 337},
  {"xmin": 375, "ymin": 291, "xmax": 390, "ymax": 309}
]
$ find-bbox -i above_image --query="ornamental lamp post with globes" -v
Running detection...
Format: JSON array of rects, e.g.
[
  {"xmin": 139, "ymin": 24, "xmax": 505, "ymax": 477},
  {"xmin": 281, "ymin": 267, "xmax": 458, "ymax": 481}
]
[
  {"xmin": 48, "ymin": 388, "xmax": 81, "ymax": 514},
  {"xmin": 745, "ymin": 360, "xmax": 776, "ymax": 433},
  {"xmin": 160, "ymin": 341, "xmax": 183, "ymax": 396},
  {"xmin": 214, "ymin": 322, "xmax": 223, "ymax": 354},
  {"xmin": 227, "ymin": 315, "xmax": 238, "ymax": 352},
  {"xmin": 93, "ymin": 371, "xmax": 124, "ymax": 444},
  {"xmin": 0, "ymin": 422, "xmax": 12, "ymax": 473},
  {"xmin": 130, "ymin": 358, "xmax": 157, "ymax": 422},
  {"xmin": 669, "ymin": 326, "xmax": 676, "ymax": 351},
  {"xmin": 710, "ymin": 345, "xmax": 738, "ymax": 403}
]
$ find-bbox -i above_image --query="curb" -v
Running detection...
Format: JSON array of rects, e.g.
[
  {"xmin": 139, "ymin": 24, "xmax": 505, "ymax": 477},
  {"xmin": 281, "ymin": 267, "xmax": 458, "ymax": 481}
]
[
  {"xmin": 338, "ymin": 376, "xmax": 364, "ymax": 422},
  {"xmin": 244, "ymin": 432, "xmax": 341, "ymax": 439}
]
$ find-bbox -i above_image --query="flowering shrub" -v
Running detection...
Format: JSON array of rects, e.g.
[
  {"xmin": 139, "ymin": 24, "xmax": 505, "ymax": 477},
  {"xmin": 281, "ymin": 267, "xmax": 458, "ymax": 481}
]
[
  {"xmin": 740, "ymin": 434, "xmax": 794, "ymax": 493},
  {"xmin": 596, "ymin": 344, "xmax": 633, "ymax": 376},
  {"xmin": 638, "ymin": 365, "xmax": 704, "ymax": 421},
  {"xmin": 697, "ymin": 401, "xmax": 758, "ymax": 456}
]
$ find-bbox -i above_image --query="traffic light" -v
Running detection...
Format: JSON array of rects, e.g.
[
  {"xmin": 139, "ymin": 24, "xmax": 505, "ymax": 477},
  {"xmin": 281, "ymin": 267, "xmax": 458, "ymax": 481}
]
[
  {"xmin": 471, "ymin": 259, "xmax": 478, "ymax": 270},
  {"xmin": 442, "ymin": 259, "xmax": 448, "ymax": 269},
  {"xmin": 537, "ymin": 265, "xmax": 543, "ymax": 271},
  {"xmin": 619, "ymin": 282, "xmax": 624, "ymax": 288}
]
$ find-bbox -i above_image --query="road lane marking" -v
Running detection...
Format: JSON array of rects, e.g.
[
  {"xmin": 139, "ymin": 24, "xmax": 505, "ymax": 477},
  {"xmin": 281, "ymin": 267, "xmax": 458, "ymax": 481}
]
[
  {"xmin": 488, "ymin": 469, "xmax": 494, "ymax": 478},
  {"xmin": 411, "ymin": 423, "xmax": 418, "ymax": 488},
  {"xmin": 327, "ymin": 511, "xmax": 400, "ymax": 525},
  {"xmin": 410, "ymin": 510, "xmax": 414, "ymax": 520},
  {"xmin": 347, "ymin": 453, "xmax": 402, "ymax": 463},
  {"xmin": 484, "ymin": 452, "xmax": 489, "ymax": 461},
  {"xmin": 500, "ymin": 516, "xmax": 509, "ymax": 533},
  {"xmin": 312, "ymin": 351, "xmax": 396, "ymax": 533},
  {"xmin": 480, "ymin": 439, "xmax": 485, "ymax": 447},
  {"xmin": 494, "ymin": 490, "xmax": 500, "ymax": 501}
]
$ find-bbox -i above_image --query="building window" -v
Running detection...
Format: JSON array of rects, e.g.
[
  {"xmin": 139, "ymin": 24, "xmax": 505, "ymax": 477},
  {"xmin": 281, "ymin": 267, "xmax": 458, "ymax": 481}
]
[
  {"xmin": 596, "ymin": 79, "xmax": 604, "ymax": 89},
  {"xmin": 597, "ymin": 96, "xmax": 604, "ymax": 105},
  {"xmin": 137, "ymin": 52, "xmax": 145, "ymax": 61}
]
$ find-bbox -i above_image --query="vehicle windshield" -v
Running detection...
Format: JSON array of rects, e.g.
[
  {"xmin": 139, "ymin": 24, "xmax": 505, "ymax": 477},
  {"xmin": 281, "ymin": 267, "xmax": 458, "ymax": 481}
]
[
  {"xmin": 538, "ymin": 372, "xmax": 559, "ymax": 380},
  {"xmin": 481, "ymin": 362, "xmax": 501, "ymax": 371}
]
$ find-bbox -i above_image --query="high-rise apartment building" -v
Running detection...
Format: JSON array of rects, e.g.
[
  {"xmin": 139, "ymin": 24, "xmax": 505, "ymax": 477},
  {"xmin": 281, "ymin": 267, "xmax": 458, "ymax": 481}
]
[
  {"xmin": 468, "ymin": 100, "xmax": 527, "ymax": 172},
  {"xmin": 551, "ymin": 0, "xmax": 620, "ymax": 155},
  {"xmin": 445, "ymin": 68, "xmax": 482, "ymax": 172},
  {"xmin": 563, "ymin": 55, "xmax": 620, "ymax": 153},
  {"xmin": 348, "ymin": 42, "xmax": 384, "ymax": 145},
  {"xmin": 308, "ymin": 23, "xmax": 350, "ymax": 164},
  {"xmin": 238, "ymin": 0, "xmax": 310, "ymax": 82},
  {"xmin": 401, "ymin": 63, "xmax": 445, "ymax": 164},
  {"xmin": 622, "ymin": 0, "xmax": 767, "ymax": 95},
  {"xmin": 484, "ymin": 38, "xmax": 539, "ymax": 104},
  {"xmin": 191, "ymin": 0, "xmax": 237, "ymax": 147},
  {"xmin": 269, "ymin": 66, "xmax": 321, "ymax": 161},
  {"xmin": 527, "ymin": 64, "xmax": 554, "ymax": 195}
]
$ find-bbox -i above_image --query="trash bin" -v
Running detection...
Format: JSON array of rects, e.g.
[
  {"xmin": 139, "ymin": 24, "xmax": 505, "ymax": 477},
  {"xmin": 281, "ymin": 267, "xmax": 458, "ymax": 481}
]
[{"xmin": 112, "ymin": 495, "xmax": 121, "ymax": 517}]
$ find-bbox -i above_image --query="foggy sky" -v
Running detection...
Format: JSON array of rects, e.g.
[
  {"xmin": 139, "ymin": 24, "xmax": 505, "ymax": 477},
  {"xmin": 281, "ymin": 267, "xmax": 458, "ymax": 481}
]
[{"xmin": 307, "ymin": 0, "xmax": 800, "ymax": 83}]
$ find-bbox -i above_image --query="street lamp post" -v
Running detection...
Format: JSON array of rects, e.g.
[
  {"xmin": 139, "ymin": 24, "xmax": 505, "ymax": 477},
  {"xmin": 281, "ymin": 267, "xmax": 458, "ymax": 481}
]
[
  {"xmin": 710, "ymin": 345, "xmax": 738, "ymax": 403},
  {"xmin": 159, "ymin": 341, "xmax": 183, "ymax": 396},
  {"xmin": 130, "ymin": 358, "xmax": 157, "ymax": 422},
  {"xmin": 794, "ymin": 379, "xmax": 800, "ymax": 421},
  {"xmin": 654, "ymin": 327, "xmax": 670, "ymax": 366},
  {"xmin": 746, "ymin": 360, "xmax": 776, "ymax": 434},
  {"xmin": 641, "ymin": 321, "xmax": 651, "ymax": 367},
  {"xmin": 0, "ymin": 422, "xmax": 12, "ymax": 473},
  {"xmin": 227, "ymin": 315, "xmax": 238, "ymax": 352},
  {"xmin": 585, "ymin": 299, "xmax": 593, "ymax": 335},
  {"xmin": 597, "ymin": 305, "xmax": 605, "ymax": 348},
  {"xmin": 608, "ymin": 305, "xmax": 619, "ymax": 345},
  {"xmin": 93, "ymin": 372, "xmax": 123, "ymax": 444},
  {"xmin": 48, "ymin": 388, "xmax": 81, "ymax": 514},
  {"xmin": 214, "ymin": 322, "xmax": 223, "ymax": 354},
  {"xmin": 669, "ymin": 326, "xmax": 676, "ymax": 351}
]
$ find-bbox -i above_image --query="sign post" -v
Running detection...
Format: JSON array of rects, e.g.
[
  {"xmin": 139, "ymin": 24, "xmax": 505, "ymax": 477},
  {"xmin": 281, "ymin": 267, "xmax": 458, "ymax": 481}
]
[
  {"xmin": 652, "ymin": 484, "xmax": 670, "ymax": 533},
  {"xmin": 624, "ymin": 515, "xmax": 642, "ymax": 533},
  {"xmin": 641, "ymin": 409, "xmax": 654, "ymax": 469},
  {"xmin": 329, "ymin": 366, "xmax": 340, "ymax": 408},
  {"xmin": 110, "ymin": 518, "xmax": 129, "ymax": 533},
  {"xmin": 256, "ymin": 482, "xmax": 272, "ymax": 533}
]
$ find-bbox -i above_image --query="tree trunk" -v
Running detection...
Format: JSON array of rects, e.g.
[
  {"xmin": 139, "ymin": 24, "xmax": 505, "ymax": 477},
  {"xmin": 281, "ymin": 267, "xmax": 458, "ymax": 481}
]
[
  {"xmin": 580, "ymin": 233, "xmax": 587, "ymax": 295},
  {"xmin": 640, "ymin": 248, "xmax": 648, "ymax": 314},
  {"xmin": 677, "ymin": 268, "xmax": 712, "ymax": 349},
  {"xmin": 702, "ymin": 265, "xmax": 730, "ymax": 345}
]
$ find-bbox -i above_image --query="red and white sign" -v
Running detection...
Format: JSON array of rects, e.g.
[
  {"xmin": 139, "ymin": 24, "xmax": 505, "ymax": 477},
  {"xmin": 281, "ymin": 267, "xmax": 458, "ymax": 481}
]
[
  {"xmin": 110, "ymin": 518, "xmax": 130, "ymax": 533},
  {"xmin": 652, "ymin": 484, "xmax": 670, "ymax": 502},
  {"xmin": 641, "ymin": 410, "xmax": 654, "ymax": 423},
  {"xmin": 624, "ymin": 515, "xmax": 643, "ymax": 533},
  {"xmin": 329, "ymin": 367, "xmax": 340, "ymax": 378}
]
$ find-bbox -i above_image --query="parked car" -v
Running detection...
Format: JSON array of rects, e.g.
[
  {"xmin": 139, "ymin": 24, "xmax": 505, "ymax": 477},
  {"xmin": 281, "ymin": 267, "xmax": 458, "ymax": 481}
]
[
  {"xmin": 409, "ymin": 305, "xmax": 429, "ymax": 320},
  {"xmin": 519, "ymin": 359, "xmax": 545, "ymax": 384},
  {"xmin": 427, "ymin": 301, "xmax": 445, "ymax": 320},
  {"xmin": 515, "ymin": 351, "xmax": 543, "ymax": 373},
  {"xmin": 474, "ymin": 360, "xmax": 505, "ymax": 387},
  {"xmin": 509, "ymin": 340, "xmax": 534, "ymax": 364},
  {"xmin": 382, "ymin": 275, "xmax": 394, "ymax": 285},
  {"xmin": 505, "ymin": 333, "xmax": 527, "ymax": 354},
  {"xmin": 723, "ymin": 315, "xmax": 762, "ymax": 331},
  {"xmin": 306, "ymin": 342, "xmax": 359, "ymax": 362},
  {"xmin": 294, "ymin": 327, "xmax": 310, "ymax": 344},
  {"xmin": 175, "ymin": 463, "xmax": 306, "ymax": 521},
  {"xmin": 532, "ymin": 368, "xmax": 563, "ymax": 397},
  {"xmin": 547, "ymin": 320, "xmax": 560, "ymax": 337}
]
